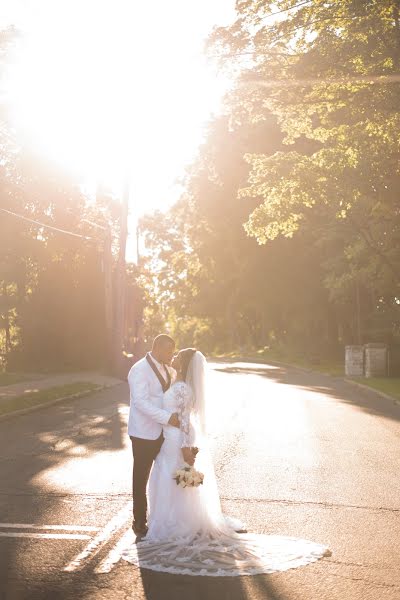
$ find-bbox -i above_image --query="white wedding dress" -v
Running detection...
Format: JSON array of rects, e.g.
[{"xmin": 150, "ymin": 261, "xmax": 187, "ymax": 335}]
[{"xmin": 122, "ymin": 356, "xmax": 330, "ymax": 576}]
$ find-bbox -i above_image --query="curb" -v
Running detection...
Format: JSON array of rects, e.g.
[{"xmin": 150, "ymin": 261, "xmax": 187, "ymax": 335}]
[
  {"xmin": 0, "ymin": 382, "xmax": 123, "ymax": 422},
  {"xmin": 343, "ymin": 377, "xmax": 400, "ymax": 407}
]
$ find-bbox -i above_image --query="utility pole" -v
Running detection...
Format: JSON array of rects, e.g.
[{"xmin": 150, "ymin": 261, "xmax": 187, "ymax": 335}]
[
  {"xmin": 136, "ymin": 224, "xmax": 140, "ymax": 265},
  {"xmin": 356, "ymin": 277, "xmax": 362, "ymax": 345},
  {"xmin": 82, "ymin": 204, "xmax": 113, "ymax": 370},
  {"xmin": 103, "ymin": 224, "xmax": 113, "ymax": 367},
  {"xmin": 112, "ymin": 181, "xmax": 129, "ymax": 376}
]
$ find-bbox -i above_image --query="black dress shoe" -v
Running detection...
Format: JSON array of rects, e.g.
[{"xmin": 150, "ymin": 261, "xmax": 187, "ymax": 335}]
[{"xmin": 132, "ymin": 521, "xmax": 148, "ymax": 537}]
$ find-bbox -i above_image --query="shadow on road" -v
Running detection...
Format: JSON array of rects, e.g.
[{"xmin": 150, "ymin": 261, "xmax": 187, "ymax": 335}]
[
  {"xmin": 139, "ymin": 567, "xmax": 285, "ymax": 600},
  {"xmin": 0, "ymin": 382, "xmax": 129, "ymax": 600},
  {"xmin": 213, "ymin": 361, "xmax": 400, "ymax": 424},
  {"xmin": 1, "ymin": 564, "xmax": 288, "ymax": 600}
]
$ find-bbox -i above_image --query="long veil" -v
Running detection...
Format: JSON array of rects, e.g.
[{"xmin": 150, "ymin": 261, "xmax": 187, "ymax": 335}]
[
  {"xmin": 185, "ymin": 351, "xmax": 245, "ymax": 532},
  {"xmin": 185, "ymin": 350, "xmax": 208, "ymax": 435}
]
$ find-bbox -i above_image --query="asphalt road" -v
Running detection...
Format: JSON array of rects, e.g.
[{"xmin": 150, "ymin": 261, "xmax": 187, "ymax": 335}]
[{"xmin": 1, "ymin": 361, "xmax": 399, "ymax": 600}]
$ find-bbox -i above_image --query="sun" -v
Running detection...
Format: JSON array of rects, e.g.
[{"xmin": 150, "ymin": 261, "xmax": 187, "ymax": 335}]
[{"xmin": 4, "ymin": 0, "xmax": 234, "ymax": 214}]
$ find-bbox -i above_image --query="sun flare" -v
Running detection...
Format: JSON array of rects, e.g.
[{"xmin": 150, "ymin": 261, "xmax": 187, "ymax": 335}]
[{"xmin": 5, "ymin": 0, "xmax": 233, "ymax": 212}]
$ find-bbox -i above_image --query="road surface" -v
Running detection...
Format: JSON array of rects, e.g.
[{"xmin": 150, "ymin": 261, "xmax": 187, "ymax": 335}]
[{"xmin": 1, "ymin": 361, "xmax": 399, "ymax": 600}]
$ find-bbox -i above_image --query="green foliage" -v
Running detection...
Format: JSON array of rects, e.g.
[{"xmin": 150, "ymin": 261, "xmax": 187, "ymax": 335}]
[{"xmin": 208, "ymin": 0, "xmax": 400, "ymax": 350}]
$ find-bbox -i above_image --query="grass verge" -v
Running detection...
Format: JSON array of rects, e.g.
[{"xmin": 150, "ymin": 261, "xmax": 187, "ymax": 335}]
[
  {"xmin": 0, "ymin": 382, "xmax": 101, "ymax": 417},
  {"xmin": 0, "ymin": 372, "xmax": 45, "ymax": 387},
  {"xmin": 350, "ymin": 377, "xmax": 400, "ymax": 401}
]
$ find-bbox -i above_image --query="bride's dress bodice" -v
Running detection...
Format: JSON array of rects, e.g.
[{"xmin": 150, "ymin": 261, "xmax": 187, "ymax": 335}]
[{"xmin": 163, "ymin": 382, "xmax": 181, "ymax": 412}]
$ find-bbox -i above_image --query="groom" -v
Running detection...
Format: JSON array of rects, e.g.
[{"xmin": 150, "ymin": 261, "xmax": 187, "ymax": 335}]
[{"xmin": 128, "ymin": 334, "xmax": 180, "ymax": 537}]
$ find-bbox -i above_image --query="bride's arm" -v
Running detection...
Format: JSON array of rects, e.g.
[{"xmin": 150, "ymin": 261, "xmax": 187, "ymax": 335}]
[{"xmin": 176, "ymin": 384, "xmax": 196, "ymax": 465}]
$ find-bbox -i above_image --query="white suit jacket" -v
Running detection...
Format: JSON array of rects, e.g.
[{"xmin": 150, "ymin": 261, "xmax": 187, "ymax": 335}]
[{"xmin": 127, "ymin": 355, "xmax": 176, "ymax": 440}]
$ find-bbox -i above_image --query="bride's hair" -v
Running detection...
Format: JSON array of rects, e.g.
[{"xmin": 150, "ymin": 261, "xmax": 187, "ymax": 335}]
[{"xmin": 179, "ymin": 348, "xmax": 197, "ymax": 381}]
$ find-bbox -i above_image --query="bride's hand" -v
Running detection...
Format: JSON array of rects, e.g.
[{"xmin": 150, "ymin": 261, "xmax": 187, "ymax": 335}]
[{"xmin": 182, "ymin": 447, "xmax": 195, "ymax": 466}]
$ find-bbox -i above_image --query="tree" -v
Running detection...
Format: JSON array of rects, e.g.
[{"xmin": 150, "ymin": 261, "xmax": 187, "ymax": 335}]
[{"xmin": 209, "ymin": 0, "xmax": 400, "ymax": 347}]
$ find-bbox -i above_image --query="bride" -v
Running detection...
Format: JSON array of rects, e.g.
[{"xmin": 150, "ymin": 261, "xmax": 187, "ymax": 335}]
[{"xmin": 122, "ymin": 348, "xmax": 330, "ymax": 576}]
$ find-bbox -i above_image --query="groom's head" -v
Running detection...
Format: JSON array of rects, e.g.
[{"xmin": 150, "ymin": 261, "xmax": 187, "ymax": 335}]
[{"xmin": 152, "ymin": 334, "xmax": 176, "ymax": 365}]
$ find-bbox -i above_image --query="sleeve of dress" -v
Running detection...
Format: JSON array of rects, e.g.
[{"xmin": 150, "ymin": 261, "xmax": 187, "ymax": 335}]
[{"xmin": 176, "ymin": 383, "xmax": 196, "ymax": 448}]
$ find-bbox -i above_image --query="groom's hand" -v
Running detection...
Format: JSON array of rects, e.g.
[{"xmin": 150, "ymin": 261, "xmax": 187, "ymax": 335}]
[
  {"xmin": 182, "ymin": 447, "xmax": 195, "ymax": 466},
  {"xmin": 168, "ymin": 413, "xmax": 180, "ymax": 428}
]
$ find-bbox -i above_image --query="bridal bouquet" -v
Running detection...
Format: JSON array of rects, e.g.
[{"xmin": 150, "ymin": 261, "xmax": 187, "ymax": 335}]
[{"xmin": 173, "ymin": 464, "xmax": 204, "ymax": 488}]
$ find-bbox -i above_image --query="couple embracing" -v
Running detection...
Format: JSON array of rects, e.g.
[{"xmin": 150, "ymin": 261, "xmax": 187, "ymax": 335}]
[{"xmin": 123, "ymin": 334, "xmax": 330, "ymax": 576}]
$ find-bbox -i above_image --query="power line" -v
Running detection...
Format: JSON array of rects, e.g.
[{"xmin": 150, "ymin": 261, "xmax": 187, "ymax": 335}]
[
  {"xmin": 0, "ymin": 207, "xmax": 97, "ymax": 240},
  {"xmin": 240, "ymin": 71, "xmax": 400, "ymax": 89},
  {"xmin": 259, "ymin": 0, "xmax": 312, "ymax": 20}
]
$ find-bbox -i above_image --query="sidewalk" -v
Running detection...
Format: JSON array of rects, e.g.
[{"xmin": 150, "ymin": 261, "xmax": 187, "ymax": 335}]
[{"xmin": 0, "ymin": 372, "xmax": 123, "ymax": 401}]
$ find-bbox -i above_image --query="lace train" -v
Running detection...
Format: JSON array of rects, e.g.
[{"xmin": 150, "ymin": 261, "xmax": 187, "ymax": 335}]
[{"xmin": 121, "ymin": 530, "xmax": 331, "ymax": 576}]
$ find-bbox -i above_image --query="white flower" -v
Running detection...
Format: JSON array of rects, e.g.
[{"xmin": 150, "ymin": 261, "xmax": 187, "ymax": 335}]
[{"xmin": 175, "ymin": 464, "xmax": 204, "ymax": 488}]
